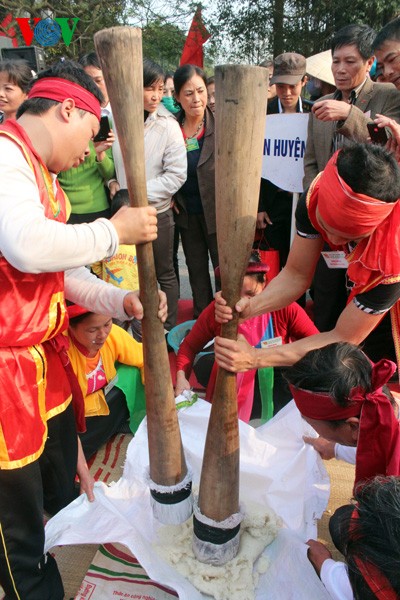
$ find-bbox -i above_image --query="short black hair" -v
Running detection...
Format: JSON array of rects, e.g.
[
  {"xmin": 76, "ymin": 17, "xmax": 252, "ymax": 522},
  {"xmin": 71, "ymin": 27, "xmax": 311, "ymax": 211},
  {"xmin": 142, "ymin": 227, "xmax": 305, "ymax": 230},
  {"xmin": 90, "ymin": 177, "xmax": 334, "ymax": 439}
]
[
  {"xmin": 173, "ymin": 64, "xmax": 207, "ymax": 97},
  {"xmin": 17, "ymin": 59, "xmax": 103, "ymax": 117},
  {"xmin": 0, "ymin": 59, "xmax": 33, "ymax": 92},
  {"xmin": 143, "ymin": 59, "xmax": 164, "ymax": 88},
  {"xmin": 78, "ymin": 52, "xmax": 101, "ymax": 70},
  {"xmin": 331, "ymin": 24, "xmax": 376, "ymax": 60},
  {"xmin": 111, "ymin": 189, "xmax": 130, "ymax": 217},
  {"xmin": 373, "ymin": 16, "xmax": 400, "ymax": 51},
  {"xmin": 164, "ymin": 70, "xmax": 175, "ymax": 82},
  {"xmin": 247, "ymin": 250, "xmax": 266, "ymax": 284},
  {"xmin": 207, "ymin": 75, "xmax": 215, "ymax": 86},
  {"xmin": 284, "ymin": 342, "xmax": 372, "ymax": 405},
  {"xmin": 284, "ymin": 343, "xmax": 396, "ymax": 427},
  {"xmin": 337, "ymin": 143, "xmax": 400, "ymax": 203}
]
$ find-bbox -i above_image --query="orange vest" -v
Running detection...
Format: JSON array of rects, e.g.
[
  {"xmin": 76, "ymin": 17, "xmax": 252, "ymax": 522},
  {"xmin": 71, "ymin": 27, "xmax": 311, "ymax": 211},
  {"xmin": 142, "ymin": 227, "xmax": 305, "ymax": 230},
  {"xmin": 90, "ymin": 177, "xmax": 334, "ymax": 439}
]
[{"xmin": 0, "ymin": 121, "xmax": 72, "ymax": 468}]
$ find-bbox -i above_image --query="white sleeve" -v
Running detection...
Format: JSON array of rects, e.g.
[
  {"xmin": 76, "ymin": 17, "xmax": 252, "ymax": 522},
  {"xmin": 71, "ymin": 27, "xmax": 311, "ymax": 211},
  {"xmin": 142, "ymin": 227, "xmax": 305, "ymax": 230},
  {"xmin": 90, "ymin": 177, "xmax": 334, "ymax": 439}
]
[
  {"xmin": 335, "ymin": 444, "xmax": 357, "ymax": 465},
  {"xmin": 64, "ymin": 267, "xmax": 130, "ymax": 322},
  {"xmin": 320, "ymin": 559, "xmax": 354, "ymax": 600},
  {"xmin": 0, "ymin": 138, "xmax": 119, "ymax": 273},
  {"xmin": 146, "ymin": 119, "xmax": 187, "ymax": 203}
]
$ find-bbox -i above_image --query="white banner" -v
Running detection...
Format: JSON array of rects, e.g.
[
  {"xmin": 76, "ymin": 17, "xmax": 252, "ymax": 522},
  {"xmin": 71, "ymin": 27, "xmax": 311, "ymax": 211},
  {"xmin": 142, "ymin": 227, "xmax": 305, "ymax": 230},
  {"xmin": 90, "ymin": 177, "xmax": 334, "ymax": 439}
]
[{"xmin": 261, "ymin": 113, "xmax": 309, "ymax": 193}]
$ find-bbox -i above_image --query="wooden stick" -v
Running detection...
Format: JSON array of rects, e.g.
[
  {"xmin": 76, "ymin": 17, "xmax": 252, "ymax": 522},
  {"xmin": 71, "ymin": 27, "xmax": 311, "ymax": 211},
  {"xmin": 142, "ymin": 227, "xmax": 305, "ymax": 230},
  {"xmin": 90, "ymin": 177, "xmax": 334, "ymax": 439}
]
[
  {"xmin": 198, "ymin": 65, "xmax": 268, "ymax": 524},
  {"xmin": 94, "ymin": 27, "xmax": 187, "ymax": 489}
]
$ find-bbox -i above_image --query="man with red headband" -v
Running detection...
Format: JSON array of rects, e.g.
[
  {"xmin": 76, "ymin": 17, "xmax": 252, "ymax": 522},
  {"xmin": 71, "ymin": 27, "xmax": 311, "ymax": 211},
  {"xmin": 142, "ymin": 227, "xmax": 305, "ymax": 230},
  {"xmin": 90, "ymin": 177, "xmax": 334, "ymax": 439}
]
[
  {"xmin": 303, "ymin": 24, "xmax": 400, "ymax": 335},
  {"xmin": 0, "ymin": 60, "xmax": 165, "ymax": 599},
  {"xmin": 215, "ymin": 143, "xmax": 400, "ymax": 381},
  {"xmin": 285, "ymin": 343, "xmax": 400, "ymax": 599}
]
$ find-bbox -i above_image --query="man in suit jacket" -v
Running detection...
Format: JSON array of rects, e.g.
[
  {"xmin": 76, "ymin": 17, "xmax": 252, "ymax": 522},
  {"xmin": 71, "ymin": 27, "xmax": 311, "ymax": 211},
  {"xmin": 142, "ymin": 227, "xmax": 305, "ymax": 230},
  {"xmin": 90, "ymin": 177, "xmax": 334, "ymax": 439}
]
[
  {"xmin": 304, "ymin": 24, "xmax": 400, "ymax": 188},
  {"xmin": 303, "ymin": 24, "xmax": 400, "ymax": 334}
]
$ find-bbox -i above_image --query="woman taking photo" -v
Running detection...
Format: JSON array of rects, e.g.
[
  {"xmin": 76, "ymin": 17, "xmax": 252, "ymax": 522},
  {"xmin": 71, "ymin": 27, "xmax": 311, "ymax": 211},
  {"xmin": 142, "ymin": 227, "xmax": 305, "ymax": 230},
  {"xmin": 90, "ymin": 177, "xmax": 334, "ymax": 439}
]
[{"xmin": 173, "ymin": 64, "xmax": 218, "ymax": 318}]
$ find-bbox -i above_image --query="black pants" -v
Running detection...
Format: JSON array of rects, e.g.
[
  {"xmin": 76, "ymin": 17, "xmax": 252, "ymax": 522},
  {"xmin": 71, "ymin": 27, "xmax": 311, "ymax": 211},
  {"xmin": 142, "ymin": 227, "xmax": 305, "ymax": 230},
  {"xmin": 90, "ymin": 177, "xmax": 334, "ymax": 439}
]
[
  {"xmin": 180, "ymin": 214, "xmax": 219, "ymax": 319},
  {"xmin": 79, "ymin": 387, "xmax": 130, "ymax": 460},
  {"xmin": 0, "ymin": 404, "xmax": 78, "ymax": 600},
  {"xmin": 152, "ymin": 209, "xmax": 179, "ymax": 331},
  {"xmin": 67, "ymin": 207, "xmax": 111, "ymax": 224}
]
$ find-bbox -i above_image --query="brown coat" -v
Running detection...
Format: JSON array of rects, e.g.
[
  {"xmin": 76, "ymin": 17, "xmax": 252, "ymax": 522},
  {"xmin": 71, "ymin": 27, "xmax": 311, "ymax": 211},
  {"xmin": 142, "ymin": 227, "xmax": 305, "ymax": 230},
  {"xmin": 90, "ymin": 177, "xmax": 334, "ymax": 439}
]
[
  {"xmin": 303, "ymin": 79, "xmax": 400, "ymax": 188},
  {"xmin": 174, "ymin": 105, "xmax": 216, "ymax": 234}
]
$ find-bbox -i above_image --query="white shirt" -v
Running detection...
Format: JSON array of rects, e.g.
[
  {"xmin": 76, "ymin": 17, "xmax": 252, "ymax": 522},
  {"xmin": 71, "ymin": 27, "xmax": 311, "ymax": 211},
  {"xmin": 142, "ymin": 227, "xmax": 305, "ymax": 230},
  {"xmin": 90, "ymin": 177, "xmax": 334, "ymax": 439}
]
[
  {"xmin": 0, "ymin": 135, "xmax": 129, "ymax": 321},
  {"xmin": 112, "ymin": 104, "xmax": 187, "ymax": 213},
  {"xmin": 320, "ymin": 559, "xmax": 354, "ymax": 600}
]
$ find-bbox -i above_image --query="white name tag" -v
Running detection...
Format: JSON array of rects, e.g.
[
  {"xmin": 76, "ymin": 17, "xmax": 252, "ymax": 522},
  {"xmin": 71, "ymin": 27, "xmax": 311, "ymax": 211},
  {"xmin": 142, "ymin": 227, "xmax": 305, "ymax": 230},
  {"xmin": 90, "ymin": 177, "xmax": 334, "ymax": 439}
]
[
  {"xmin": 261, "ymin": 336, "xmax": 282, "ymax": 349},
  {"xmin": 104, "ymin": 374, "xmax": 118, "ymax": 396},
  {"xmin": 322, "ymin": 251, "xmax": 349, "ymax": 269}
]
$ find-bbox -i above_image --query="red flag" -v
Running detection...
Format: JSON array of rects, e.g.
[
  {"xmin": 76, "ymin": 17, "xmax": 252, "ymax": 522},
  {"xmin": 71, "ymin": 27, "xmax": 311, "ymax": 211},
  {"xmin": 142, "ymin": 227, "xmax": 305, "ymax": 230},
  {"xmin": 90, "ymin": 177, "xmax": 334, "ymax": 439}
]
[
  {"xmin": 0, "ymin": 14, "xmax": 19, "ymax": 47},
  {"xmin": 180, "ymin": 7, "xmax": 210, "ymax": 68}
]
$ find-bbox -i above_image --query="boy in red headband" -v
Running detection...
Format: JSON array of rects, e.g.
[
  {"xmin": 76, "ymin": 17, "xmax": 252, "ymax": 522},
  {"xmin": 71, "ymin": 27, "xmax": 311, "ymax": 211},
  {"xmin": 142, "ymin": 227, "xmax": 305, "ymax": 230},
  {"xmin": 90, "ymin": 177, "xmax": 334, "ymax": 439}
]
[
  {"xmin": 215, "ymin": 143, "xmax": 400, "ymax": 388},
  {"xmin": 0, "ymin": 60, "xmax": 165, "ymax": 599}
]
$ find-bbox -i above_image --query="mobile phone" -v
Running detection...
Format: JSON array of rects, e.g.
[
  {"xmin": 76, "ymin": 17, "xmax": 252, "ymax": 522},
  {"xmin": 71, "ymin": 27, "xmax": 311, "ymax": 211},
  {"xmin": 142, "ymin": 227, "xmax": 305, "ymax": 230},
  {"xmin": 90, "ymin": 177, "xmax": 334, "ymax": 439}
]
[
  {"xmin": 367, "ymin": 122, "xmax": 388, "ymax": 146},
  {"xmin": 93, "ymin": 116, "xmax": 111, "ymax": 142}
]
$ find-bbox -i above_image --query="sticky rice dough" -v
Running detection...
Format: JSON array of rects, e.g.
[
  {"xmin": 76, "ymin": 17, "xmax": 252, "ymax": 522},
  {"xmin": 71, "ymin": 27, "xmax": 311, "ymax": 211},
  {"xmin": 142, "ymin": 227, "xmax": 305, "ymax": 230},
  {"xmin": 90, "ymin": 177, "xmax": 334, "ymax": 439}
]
[{"xmin": 155, "ymin": 501, "xmax": 281, "ymax": 600}]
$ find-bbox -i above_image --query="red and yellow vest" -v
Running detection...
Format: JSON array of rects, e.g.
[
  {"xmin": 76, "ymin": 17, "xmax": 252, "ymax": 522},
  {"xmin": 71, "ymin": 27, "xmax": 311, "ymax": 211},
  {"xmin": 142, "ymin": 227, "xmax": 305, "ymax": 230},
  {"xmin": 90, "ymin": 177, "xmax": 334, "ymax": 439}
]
[{"xmin": 0, "ymin": 121, "xmax": 72, "ymax": 468}]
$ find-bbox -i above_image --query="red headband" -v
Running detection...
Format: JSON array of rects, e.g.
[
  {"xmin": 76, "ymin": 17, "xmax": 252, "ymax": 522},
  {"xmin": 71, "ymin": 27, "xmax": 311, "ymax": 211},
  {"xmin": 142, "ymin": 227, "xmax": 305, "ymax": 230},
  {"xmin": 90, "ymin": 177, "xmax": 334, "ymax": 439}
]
[
  {"xmin": 350, "ymin": 508, "xmax": 398, "ymax": 599},
  {"xmin": 291, "ymin": 358, "xmax": 400, "ymax": 487},
  {"xmin": 317, "ymin": 152, "xmax": 396, "ymax": 237},
  {"xmin": 289, "ymin": 358, "xmax": 396, "ymax": 421},
  {"xmin": 214, "ymin": 262, "xmax": 269, "ymax": 279},
  {"xmin": 67, "ymin": 304, "xmax": 90, "ymax": 320},
  {"xmin": 28, "ymin": 77, "xmax": 101, "ymax": 121}
]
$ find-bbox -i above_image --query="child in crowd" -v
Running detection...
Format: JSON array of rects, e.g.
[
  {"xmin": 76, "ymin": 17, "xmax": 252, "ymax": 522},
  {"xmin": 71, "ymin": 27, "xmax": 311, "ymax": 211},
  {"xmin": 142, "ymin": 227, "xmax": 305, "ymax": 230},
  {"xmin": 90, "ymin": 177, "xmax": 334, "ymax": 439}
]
[
  {"xmin": 67, "ymin": 304, "xmax": 145, "ymax": 459},
  {"xmin": 175, "ymin": 251, "xmax": 318, "ymax": 421},
  {"xmin": 0, "ymin": 59, "xmax": 32, "ymax": 122}
]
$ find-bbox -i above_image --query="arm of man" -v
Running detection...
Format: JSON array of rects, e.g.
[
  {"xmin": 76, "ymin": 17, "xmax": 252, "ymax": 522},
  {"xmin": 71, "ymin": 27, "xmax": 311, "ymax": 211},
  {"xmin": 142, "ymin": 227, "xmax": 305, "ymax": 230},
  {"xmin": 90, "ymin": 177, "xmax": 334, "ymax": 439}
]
[
  {"xmin": 0, "ymin": 138, "xmax": 157, "ymax": 272},
  {"xmin": 216, "ymin": 234, "xmax": 323, "ymax": 324},
  {"xmin": 303, "ymin": 112, "xmax": 320, "ymax": 188},
  {"xmin": 215, "ymin": 301, "xmax": 385, "ymax": 371},
  {"xmin": 338, "ymin": 85, "xmax": 400, "ymax": 141},
  {"xmin": 65, "ymin": 266, "xmax": 138, "ymax": 321},
  {"xmin": 65, "ymin": 266, "xmax": 167, "ymax": 324}
]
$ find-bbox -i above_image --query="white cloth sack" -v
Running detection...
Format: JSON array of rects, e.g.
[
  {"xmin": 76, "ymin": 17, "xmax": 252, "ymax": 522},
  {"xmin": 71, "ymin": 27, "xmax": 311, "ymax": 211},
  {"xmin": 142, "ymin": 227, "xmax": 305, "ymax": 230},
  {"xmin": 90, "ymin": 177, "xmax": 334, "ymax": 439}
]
[{"xmin": 45, "ymin": 399, "xmax": 331, "ymax": 599}]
